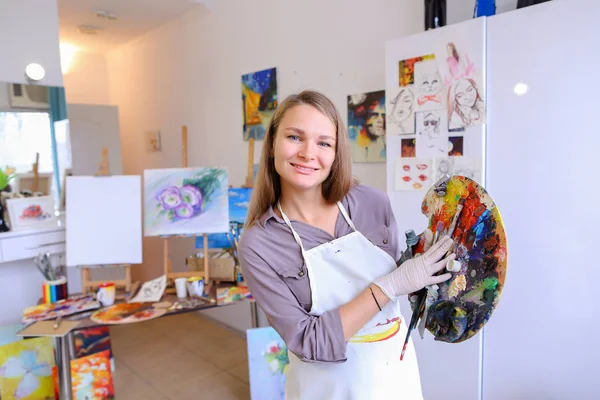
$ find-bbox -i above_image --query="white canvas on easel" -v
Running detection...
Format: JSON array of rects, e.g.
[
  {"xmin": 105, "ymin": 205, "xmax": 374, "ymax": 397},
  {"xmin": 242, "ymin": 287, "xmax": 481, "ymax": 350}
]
[{"xmin": 66, "ymin": 175, "xmax": 143, "ymax": 267}]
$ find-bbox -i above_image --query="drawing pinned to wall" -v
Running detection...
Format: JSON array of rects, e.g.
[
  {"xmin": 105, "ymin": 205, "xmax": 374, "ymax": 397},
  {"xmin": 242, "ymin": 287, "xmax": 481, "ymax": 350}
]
[
  {"xmin": 414, "ymin": 59, "xmax": 444, "ymax": 112},
  {"xmin": 247, "ymin": 327, "xmax": 289, "ymax": 400},
  {"xmin": 347, "ymin": 90, "xmax": 386, "ymax": 163},
  {"xmin": 144, "ymin": 167, "xmax": 229, "ymax": 236},
  {"xmin": 386, "ymin": 86, "xmax": 415, "ymax": 135},
  {"xmin": 401, "ymin": 138, "xmax": 416, "ymax": 157},
  {"xmin": 242, "ymin": 67, "xmax": 278, "ymax": 141},
  {"xmin": 394, "ymin": 157, "xmax": 433, "ymax": 191},
  {"xmin": 448, "ymin": 136, "xmax": 464, "ymax": 156},
  {"xmin": 0, "ymin": 337, "xmax": 55, "ymax": 400},
  {"xmin": 432, "ymin": 157, "xmax": 483, "ymax": 184},
  {"xmin": 399, "ymin": 54, "xmax": 435, "ymax": 87},
  {"xmin": 437, "ymin": 42, "xmax": 486, "ymax": 129},
  {"xmin": 146, "ymin": 131, "xmax": 161, "ymax": 152},
  {"xmin": 196, "ymin": 187, "xmax": 252, "ymax": 249},
  {"xmin": 416, "ymin": 110, "xmax": 449, "ymax": 157}
]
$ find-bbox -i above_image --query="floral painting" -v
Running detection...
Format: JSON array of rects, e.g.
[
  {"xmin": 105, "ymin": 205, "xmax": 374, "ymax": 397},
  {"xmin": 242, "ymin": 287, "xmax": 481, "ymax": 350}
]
[
  {"xmin": 70, "ymin": 350, "xmax": 114, "ymax": 399},
  {"xmin": 0, "ymin": 337, "xmax": 55, "ymax": 400},
  {"xmin": 144, "ymin": 167, "xmax": 229, "ymax": 236},
  {"xmin": 6, "ymin": 196, "xmax": 57, "ymax": 231},
  {"xmin": 247, "ymin": 326, "xmax": 289, "ymax": 400}
]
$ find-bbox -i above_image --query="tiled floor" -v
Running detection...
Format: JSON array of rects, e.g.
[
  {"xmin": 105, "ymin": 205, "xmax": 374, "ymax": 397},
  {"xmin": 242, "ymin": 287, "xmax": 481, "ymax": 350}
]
[{"xmin": 110, "ymin": 313, "xmax": 250, "ymax": 399}]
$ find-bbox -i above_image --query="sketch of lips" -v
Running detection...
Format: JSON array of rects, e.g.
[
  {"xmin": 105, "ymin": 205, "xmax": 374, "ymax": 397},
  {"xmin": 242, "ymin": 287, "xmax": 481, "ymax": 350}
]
[
  {"xmin": 413, "ymin": 182, "xmax": 423, "ymax": 189},
  {"xmin": 418, "ymin": 174, "xmax": 428, "ymax": 182},
  {"xmin": 402, "ymin": 176, "xmax": 411, "ymax": 182},
  {"xmin": 403, "ymin": 165, "xmax": 410, "ymax": 171},
  {"xmin": 416, "ymin": 164, "xmax": 428, "ymax": 170}
]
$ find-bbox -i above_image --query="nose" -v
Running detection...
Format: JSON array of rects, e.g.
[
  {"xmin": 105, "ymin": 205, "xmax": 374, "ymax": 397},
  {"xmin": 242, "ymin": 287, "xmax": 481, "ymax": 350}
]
[{"xmin": 297, "ymin": 140, "xmax": 316, "ymax": 161}]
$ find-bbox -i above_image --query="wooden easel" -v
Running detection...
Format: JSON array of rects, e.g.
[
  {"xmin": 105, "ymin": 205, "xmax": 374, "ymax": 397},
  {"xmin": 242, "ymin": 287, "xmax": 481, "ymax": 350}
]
[
  {"xmin": 163, "ymin": 126, "xmax": 212, "ymax": 293},
  {"xmin": 243, "ymin": 138, "xmax": 255, "ymax": 188},
  {"xmin": 80, "ymin": 147, "xmax": 134, "ymax": 298}
]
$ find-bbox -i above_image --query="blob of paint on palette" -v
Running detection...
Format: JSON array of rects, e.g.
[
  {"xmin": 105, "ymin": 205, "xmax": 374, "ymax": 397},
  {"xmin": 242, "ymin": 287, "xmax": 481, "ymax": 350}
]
[{"xmin": 411, "ymin": 175, "xmax": 508, "ymax": 343}]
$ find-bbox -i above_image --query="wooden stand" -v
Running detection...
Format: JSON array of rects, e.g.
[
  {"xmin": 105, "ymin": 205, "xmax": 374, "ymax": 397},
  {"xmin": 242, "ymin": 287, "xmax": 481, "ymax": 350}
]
[
  {"xmin": 32, "ymin": 152, "xmax": 39, "ymax": 193},
  {"xmin": 80, "ymin": 148, "xmax": 135, "ymax": 299},
  {"xmin": 243, "ymin": 138, "xmax": 255, "ymax": 188},
  {"xmin": 163, "ymin": 127, "xmax": 212, "ymax": 294}
]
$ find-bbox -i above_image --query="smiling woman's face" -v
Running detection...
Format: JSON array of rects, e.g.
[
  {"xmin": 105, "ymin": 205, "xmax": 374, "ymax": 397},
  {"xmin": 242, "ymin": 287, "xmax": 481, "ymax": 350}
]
[{"xmin": 272, "ymin": 104, "xmax": 337, "ymax": 195}]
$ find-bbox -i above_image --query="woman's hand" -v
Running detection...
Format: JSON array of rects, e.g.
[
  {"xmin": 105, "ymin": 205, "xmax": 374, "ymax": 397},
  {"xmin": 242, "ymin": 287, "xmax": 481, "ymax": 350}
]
[{"xmin": 374, "ymin": 236, "xmax": 454, "ymax": 300}]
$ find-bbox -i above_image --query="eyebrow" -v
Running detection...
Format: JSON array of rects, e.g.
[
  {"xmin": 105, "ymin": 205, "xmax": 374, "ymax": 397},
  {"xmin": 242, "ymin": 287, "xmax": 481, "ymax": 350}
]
[{"xmin": 284, "ymin": 127, "xmax": 336, "ymax": 141}]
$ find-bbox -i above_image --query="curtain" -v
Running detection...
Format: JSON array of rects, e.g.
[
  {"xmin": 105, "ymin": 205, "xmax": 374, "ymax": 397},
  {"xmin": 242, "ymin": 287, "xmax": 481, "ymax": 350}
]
[{"xmin": 48, "ymin": 86, "xmax": 67, "ymax": 196}]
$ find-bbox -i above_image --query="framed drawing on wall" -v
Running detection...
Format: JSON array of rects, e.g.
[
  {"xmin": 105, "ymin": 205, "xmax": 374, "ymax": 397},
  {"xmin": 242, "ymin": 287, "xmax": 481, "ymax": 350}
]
[{"xmin": 6, "ymin": 196, "xmax": 57, "ymax": 231}]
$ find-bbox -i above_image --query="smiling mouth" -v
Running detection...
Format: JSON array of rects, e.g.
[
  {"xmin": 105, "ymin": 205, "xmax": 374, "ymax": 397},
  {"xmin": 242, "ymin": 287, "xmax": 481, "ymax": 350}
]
[{"xmin": 290, "ymin": 163, "xmax": 318, "ymax": 172}]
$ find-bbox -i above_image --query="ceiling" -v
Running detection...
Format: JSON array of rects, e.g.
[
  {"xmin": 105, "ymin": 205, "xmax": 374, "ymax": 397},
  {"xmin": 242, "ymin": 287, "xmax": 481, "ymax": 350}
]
[{"xmin": 57, "ymin": 0, "xmax": 207, "ymax": 53}]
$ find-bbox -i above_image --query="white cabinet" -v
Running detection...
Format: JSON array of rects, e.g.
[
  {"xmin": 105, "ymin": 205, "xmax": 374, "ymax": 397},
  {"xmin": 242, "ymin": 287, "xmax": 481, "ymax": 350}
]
[{"xmin": 1, "ymin": 229, "xmax": 65, "ymax": 263}]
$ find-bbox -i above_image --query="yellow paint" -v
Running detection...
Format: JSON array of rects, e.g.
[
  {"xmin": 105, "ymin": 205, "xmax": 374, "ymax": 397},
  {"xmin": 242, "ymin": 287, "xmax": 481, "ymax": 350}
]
[
  {"xmin": 243, "ymin": 87, "xmax": 262, "ymax": 125},
  {"xmin": 348, "ymin": 320, "xmax": 400, "ymax": 343}
]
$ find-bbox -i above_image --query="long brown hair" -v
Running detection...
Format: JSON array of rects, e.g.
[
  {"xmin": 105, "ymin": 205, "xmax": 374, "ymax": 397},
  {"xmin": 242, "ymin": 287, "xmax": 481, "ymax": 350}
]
[{"xmin": 245, "ymin": 90, "xmax": 355, "ymax": 229}]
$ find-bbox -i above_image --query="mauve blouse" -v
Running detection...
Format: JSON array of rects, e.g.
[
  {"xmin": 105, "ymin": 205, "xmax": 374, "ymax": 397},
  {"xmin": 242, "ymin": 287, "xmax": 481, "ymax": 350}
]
[{"xmin": 238, "ymin": 184, "xmax": 402, "ymax": 363}]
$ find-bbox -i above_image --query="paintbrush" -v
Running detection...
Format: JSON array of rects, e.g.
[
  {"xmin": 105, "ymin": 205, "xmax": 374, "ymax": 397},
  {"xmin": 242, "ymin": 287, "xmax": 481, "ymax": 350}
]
[
  {"xmin": 400, "ymin": 221, "xmax": 445, "ymax": 361},
  {"xmin": 53, "ymin": 315, "xmax": 62, "ymax": 330}
]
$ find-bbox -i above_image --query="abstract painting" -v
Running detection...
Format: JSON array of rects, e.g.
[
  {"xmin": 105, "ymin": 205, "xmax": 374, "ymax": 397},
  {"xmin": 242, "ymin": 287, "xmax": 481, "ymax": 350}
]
[
  {"xmin": 247, "ymin": 327, "xmax": 289, "ymax": 400},
  {"xmin": 398, "ymin": 54, "xmax": 435, "ymax": 87},
  {"xmin": 394, "ymin": 157, "xmax": 433, "ymax": 191},
  {"xmin": 242, "ymin": 67, "xmax": 278, "ymax": 141},
  {"xmin": 411, "ymin": 176, "xmax": 507, "ymax": 343},
  {"xmin": 416, "ymin": 110, "xmax": 449, "ymax": 157},
  {"xmin": 144, "ymin": 167, "xmax": 229, "ymax": 236},
  {"xmin": 448, "ymin": 136, "xmax": 464, "ymax": 156},
  {"xmin": 347, "ymin": 90, "xmax": 386, "ymax": 163},
  {"xmin": 0, "ymin": 337, "xmax": 55, "ymax": 400},
  {"xmin": 70, "ymin": 350, "xmax": 115, "ymax": 399},
  {"xmin": 386, "ymin": 85, "xmax": 415, "ymax": 135},
  {"xmin": 196, "ymin": 187, "xmax": 252, "ymax": 249},
  {"xmin": 414, "ymin": 59, "xmax": 445, "ymax": 112}
]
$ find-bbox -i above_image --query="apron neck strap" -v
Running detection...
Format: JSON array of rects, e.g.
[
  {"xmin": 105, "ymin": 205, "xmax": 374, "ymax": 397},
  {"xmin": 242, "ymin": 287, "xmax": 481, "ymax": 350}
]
[
  {"xmin": 336, "ymin": 201, "xmax": 357, "ymax": 231},
  {"xmin": 277, "ymin": 202, "xmax": 307, "ymax": 253}
]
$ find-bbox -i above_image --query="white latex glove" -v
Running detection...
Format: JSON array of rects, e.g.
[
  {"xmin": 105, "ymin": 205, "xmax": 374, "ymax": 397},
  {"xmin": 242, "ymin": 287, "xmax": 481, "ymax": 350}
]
[{"xmin": 374, "ymin": 236, "xmax": 455, "ymax": 300}]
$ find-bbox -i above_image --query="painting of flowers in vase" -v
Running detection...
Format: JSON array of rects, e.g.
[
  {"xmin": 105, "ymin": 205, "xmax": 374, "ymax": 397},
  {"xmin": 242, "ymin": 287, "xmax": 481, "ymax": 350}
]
[{"xmin": 143, "ymin": 167, "xmax": 229, "ymax": 236}]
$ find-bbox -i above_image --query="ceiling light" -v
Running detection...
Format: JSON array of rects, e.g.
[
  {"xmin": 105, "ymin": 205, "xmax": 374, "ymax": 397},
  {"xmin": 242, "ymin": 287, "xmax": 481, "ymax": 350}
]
[
  {"xmin": 25, "ymin": 63, "xmax": 45, "ymax": 81},
  {"xmin": 94, "ymin": 8, "xmax": 117, "ymax": 20}
]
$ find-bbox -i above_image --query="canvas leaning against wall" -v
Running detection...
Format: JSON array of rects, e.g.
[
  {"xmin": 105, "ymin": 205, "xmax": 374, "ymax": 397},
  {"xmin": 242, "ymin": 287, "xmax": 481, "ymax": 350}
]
[
  {"xmin": 144, "ymin": 167, "xmax": 229, "ymax": 236},
  {"xmin": 242, "ymin": 67, "xmax": 278, "ymax": 141}
]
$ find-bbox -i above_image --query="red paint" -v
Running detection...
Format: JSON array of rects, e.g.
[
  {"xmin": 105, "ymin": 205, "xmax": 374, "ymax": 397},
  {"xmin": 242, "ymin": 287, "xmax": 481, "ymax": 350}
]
[
  {"xmin": 402, "ymin": 176, "xmax": 411, "ymax": 182},
  {"xmin": 418, "ymin": 174, "xmax": 428, "ymax": 181},
  {"xmin": 403, "ymin": 165, "xmax": 410, "ymax": 171}
]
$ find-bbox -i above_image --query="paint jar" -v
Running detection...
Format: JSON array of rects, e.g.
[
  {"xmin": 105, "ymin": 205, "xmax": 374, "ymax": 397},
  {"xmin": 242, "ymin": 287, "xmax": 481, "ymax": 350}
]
[
  {"xmin": 187, "ymin": 277, "xmax": 205, "ymax": 297},
  {"xmin": 42, "ymin": 276, "xmax": 68, "ymax": 304}
]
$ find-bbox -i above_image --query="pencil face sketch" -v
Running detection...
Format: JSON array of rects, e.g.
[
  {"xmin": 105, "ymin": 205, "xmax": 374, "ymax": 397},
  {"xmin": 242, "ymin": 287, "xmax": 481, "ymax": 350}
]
[
  {"xmin": 414, "ymin": 59, "xmax": 444, "ymax": 112},
  {"xmin": 416, "ymin": 110, "xmax": 449, "ymax": 157},
  {"xmin": 386, "ymin": 85, "xmax": 415, "ymax": 135},
  {"xmin": 448, "ymin": 78, "xmax": 485, "ymax": 130}
]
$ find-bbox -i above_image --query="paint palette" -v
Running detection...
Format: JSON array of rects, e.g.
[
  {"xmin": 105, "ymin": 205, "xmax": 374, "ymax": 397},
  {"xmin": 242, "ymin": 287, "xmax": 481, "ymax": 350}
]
[
  {"xmin": 90, "ymin": 303, "xmax": 167, "ymax": 325},
  {"xmin": 21, "ymin": 295, "xmax": 100, "ymax": 325},
  {"xmin": 410, "ymin": 175, "xmax": 508, "ymax": 343}
]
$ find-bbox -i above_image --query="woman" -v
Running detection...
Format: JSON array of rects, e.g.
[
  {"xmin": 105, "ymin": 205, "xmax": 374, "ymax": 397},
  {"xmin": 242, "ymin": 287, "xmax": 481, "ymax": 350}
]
[{"xmin": 239, "ymin": 90, "xmax": 454, "ymax": 399}]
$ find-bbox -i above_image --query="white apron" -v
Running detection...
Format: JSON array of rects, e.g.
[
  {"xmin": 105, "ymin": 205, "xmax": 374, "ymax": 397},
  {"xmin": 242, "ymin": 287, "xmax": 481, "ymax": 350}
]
[{"xmin": 278, "ymin": 201, "xmax": 423, "ymax": 400}]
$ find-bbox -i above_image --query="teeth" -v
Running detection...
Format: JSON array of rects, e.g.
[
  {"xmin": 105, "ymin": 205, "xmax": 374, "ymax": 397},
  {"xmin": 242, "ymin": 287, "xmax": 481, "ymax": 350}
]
[{"xmin": 293, "ymin": 164, "xmax": 314, "ymax": 171}]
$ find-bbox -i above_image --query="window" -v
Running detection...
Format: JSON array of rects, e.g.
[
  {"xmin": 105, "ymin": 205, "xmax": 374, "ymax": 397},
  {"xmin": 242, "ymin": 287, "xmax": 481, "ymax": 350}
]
[{"xmin": 0, "ymin": 112, "xmax": 53, "ymax": 173}]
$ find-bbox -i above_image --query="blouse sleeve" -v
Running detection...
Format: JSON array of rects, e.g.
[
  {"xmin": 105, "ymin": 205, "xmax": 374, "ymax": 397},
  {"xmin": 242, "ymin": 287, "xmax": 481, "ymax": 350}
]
[{"xmin": 239, "ymin": 236, "xmax": 348, "ymax": 364}]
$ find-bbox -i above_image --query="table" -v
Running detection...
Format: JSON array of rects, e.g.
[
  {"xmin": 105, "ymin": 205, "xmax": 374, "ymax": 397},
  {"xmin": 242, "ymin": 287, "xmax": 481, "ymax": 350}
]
[{"xmin": 54, "ymin": 295, "xmax": 259, "ymax": 400}]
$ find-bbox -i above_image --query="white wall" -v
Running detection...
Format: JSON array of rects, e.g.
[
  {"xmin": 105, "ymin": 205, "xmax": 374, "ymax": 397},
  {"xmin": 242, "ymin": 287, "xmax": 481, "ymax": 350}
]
[
  {"xmin": 0, "ymin": 0, "xmax": 63, "ymax": 86},
  {"xmin": 63, "ymin": 52, "xmax": 111, "ymax": 105}
]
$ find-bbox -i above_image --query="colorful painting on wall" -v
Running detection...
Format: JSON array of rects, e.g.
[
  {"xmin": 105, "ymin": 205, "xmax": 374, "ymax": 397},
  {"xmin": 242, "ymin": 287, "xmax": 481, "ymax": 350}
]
[
  {"xmin": 0, "ymin": 337, "xmax": 55, "ymax": 400},
  {"xmin": 411, "ymin": 176, "xmax": 507, "ymax": 343},
  {"xmin": 242, "ymin": 67, "xmax": 278, "ymax": 141},
  {"xmin": 70, "ymin": 350, "xmax": 115, "ymax": 400},
  {"xmin": 347, "ymin": 90, "xmax": 386, "ymax": 163},
  {"xmin": 196, "ymin": 187, "xmax": 252, "ymax": 249},
  {"xmin": 144, "ymin": 167, "xmax": 229, "ymax": 236},
  {"xmin": 398, "ymin": 54, "xmax": 435, "ymax": 87},
  {"xmin": 247, "ymin": 327, "xmax": 289, "ymax": 400}
]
